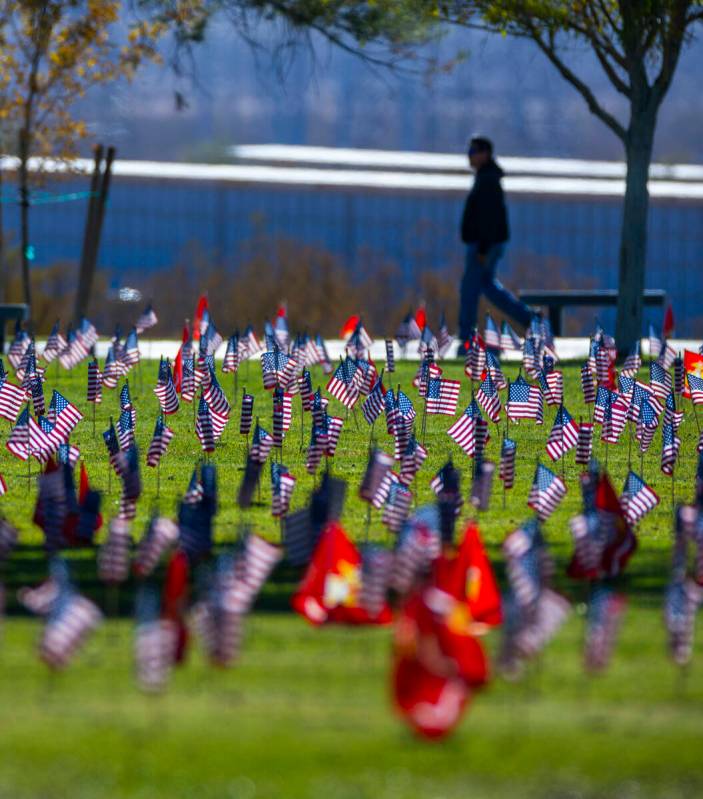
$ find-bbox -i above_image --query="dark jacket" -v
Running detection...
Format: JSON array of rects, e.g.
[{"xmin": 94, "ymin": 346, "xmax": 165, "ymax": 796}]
[{"xmin": 460, "ymin": 159, "xmax": 509, "ymax": 254}]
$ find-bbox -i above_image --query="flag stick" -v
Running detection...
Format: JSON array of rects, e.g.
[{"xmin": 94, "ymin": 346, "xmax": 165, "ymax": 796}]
[
  {"xmin": 364, "ymin": 503, "xmax": 371, "ymax": 543},
  {"xmin": 560, "ymin": 402, "xmax": 565, "ymax": 481},
  {"xmin": 627, "ymin": 419, "xmax": 633, "ymax": 469},
  {"xmin": 92, "ymin": 402, "xmax": 96, "ymax": 438},
  {"xmin": 156, "ymin": 458, "xmax": 161, "ymax": 499},
  {"xmin": 26, "ymin": 401, "xmax": 31, "ymax": 493},
  {"xmin": 501, "ymin": 434, "xmax": 506, "ymax": 510}
]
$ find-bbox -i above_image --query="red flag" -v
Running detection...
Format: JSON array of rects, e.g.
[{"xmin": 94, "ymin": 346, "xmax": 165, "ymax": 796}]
[
  {"xmin": 163, "ymin": 550, "xmax": 190, "ymax": 663},
  {"xmin": 392, "ymin": 523, "xmax": 501, "ymax": 739},
  {"xmin": 683, "ymin": 349, "xmax": 703, "ymax": 399},
  {"xmin": 276, "ymin": 302, "xmax": 287, "ymax": 319},
  {"xmin": 415, "ymin": 305, "xmax": 427, "ymax": 331},
  {"xmin": 663, "ymin": 304, "xmax": 675, "ymax": 339},
  {"xmin": 292, "ymin": 522, "xmax": 392, "ymax": 625},
  {"xmin": 192, "ymin": 295, "xmax": 208, "ymax": 342},
  {"xmin": 340, "ymin": 314, "xmax": 360, "ymax": 340},
  {"xmin": 173, "ymin": 323, "xmax": 189, "ymax": 393},
  {"xmin": 433, "ymin": 522, "xmax": 503, "ymax": 628}
]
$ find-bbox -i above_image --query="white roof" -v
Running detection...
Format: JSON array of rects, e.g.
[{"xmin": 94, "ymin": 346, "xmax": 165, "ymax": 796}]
[{"xmin": 2, "ymin": 147, "xmax": 702, "ymax": 199}]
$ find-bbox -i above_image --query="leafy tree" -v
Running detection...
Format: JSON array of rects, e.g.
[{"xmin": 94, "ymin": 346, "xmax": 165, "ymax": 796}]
[
  {"xmin": 435, "ymin": 1, "xmax": 703, "ymax": 353},
  {"xmin": 0, "ymin": 0, "xmax": 164, "ymax": 324},
  {"xmin": 162, "ymin": 0, "xmax": 702, "ymax": 352}
]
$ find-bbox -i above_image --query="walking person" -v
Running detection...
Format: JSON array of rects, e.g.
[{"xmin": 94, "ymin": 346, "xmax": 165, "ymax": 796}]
[{"xmin": 457, "ymin": 136, "xmax": 533, "ymax": 356}]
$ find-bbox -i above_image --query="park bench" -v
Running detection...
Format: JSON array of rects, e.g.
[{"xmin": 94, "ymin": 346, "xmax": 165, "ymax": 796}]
[
  {"xmin": 0, "ymin": 303, "xmax": 29, "ymax": 352},
  {"xmin": 517, "ymin": 289, "xmax": 666, "ymax": 336}
]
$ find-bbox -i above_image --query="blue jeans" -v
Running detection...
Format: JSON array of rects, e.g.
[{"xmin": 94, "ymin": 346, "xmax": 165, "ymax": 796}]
[{"xmin": 458, "ymin": 243, "xmax": 532, "ymax": 341}]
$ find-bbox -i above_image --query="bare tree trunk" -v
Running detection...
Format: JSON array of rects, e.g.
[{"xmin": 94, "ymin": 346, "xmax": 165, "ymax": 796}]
[
  {"xmin": 615, "ymin": 110, "xmax": 655, "ymax": 358},
  {"xmin": 0, "ymin": 155, "xmax": 4, "ymax": 303},
  {"xmin": 18, "ymin": 128, "xmax": 32, "ymax": 327}
]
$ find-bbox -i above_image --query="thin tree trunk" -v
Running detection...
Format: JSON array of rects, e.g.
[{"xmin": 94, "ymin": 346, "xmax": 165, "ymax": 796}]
[
  {"xmin": 0, "ymin": 155, "xmax": 4, "ymax": 303},
  {"xmin": 18, "ymin": 128, "xmax": 32, "ymax": 327},
  {"xmin": 615, "ymin": 111, "xmax": 655, "ymax": 358}
]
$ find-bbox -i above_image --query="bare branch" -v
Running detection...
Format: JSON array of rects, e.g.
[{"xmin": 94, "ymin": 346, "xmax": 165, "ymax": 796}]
[{"xmin": 527, "ymin": 24, "xmax": 626, "ymax": 140}]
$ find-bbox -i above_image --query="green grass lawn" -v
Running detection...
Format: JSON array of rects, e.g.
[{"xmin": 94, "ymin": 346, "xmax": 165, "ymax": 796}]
[{"xmin": 0, "ymin": 357, "xmax": 702, "ymax": 798}]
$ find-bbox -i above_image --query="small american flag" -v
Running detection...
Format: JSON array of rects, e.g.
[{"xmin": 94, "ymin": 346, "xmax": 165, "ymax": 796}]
[
  {"xmin": 29, "ymin": 375, "xmax": 45, "ymax": 417},
  {"xmin": 271, "ymin": 462, "xmax": 296, "ymax": 517},
  {"xmin": 546, "ymin": 406, "xmax": 579, "ymax": 461},
  {"xmin": 154, "ymin": 359, "xmax": 180, "ymax": 415},
  {"xmin": 575, "ymin": 422, "xmax": 594, "ymax": 465},
  {"xmin": 412, "ymin": 353, "xmax": 441, "ymax": 396},
  {"xmin": 362, "ymin": 375, "xmax": 385, "ymax": 425},
  {"xmin": 540, "ymin": 368, "xmax": 563, "ymax": 407},
  {"xmin": 528, "ymin": 463, "xmax": 566, "ymax": 520},
  {"xmin": 122, "ymin": 328, "xmax": 140, "ymax": 368},
  {"xmin": 600, "ymin": 394, "xmax": 628, "ymax": 444},
  {"xmin": 323, "ymin": 415, "xmax": 344, "ymax": 457},
  {"xmin": 239, "ymin": 393, "xmax": 254, "ymax": 436},
  {"xmin": 203, "ymin": 367, "xmax": 231, "ymax": 416},
  {"xmin": 328, "ymin": 357, "xmax": 362, "ymax": 409},
  {"xmin": 8, "ymin": 325, "xmax": 30, "ymax": 370},
  {"xmin": 621, "ymin": 341, "xmax": 641, "ymax": 378},
  {"xmin": 42, "ymin": 321, "xmax": 67, "ymax": 364},
  {"xmin": 636, "ymin": 398, "xmax": 659, "ymax": 453},
  {"xmin": 194, "ymin": 398, "xmax": 215, "ymax": 453},
  {"xmin": 584, "ymin": 583, "xmax": 626, "ymax": 674},
  {"xmin": 664, "ymin": 578, "xmax": 703, "ymax": 667},
  {"xmin": 485, "ymin": 349, "xmax": 507, "ymax": 390},
  {"xmin": 359, "ymin": 449, "xmax": 394, "ymax": 506},
  {"xmin": 261, "ymin": 350, "xmax": 290, "ymax": 391},
  {"xmin": 136, "ymin": 303, "xmax": 158, "ymax": 334},
  {"xmin": 506, "ymin": 376, "xmax": 543, "ymax": 424},
  {"xmin": 465, "ymin": 335, "xmax": 487, "ymax": 381},
  {"xmin": 436, "ymin": 313, "xmax": 452, "ymax": 358},
  {"xmin": 98, "ymin": 519, "xmax": 132, "ymax": 584},
  {"xmin": 87, "ymin": 359, "xmax": 102, "ymax": 404},
  {"xmin": 650, "ymin": 361, "xmax": 672, "ymax": 399},
  {"xmin": 657, "ymin": 340, "xmax": 676, "ymax": 370},
  {"xmin": 426, "ymin": 377, "xmax": 461, "ymax": 416},
  {"xmin": 120, "ymin": 382, "xmax": 136, "ymax": 427},
  {"xmin": 430, "ymin": 460, "xmax": 464, "ymax": 517},
  {"xmin": 250, "ymin": 422, "xmax": 274, "ymax": 464},
  {"xmin": 0, "ymin": 379, "xmax": 26, "ymax": 422},
  {"xmin": 146, "ymin": 415, "xmax": 174, "ymax": 467},
  {"xmin": 384, "ymin": 339, "xmax": 396, "ymax": 373},
  {"xmin": 446, "ymin": 401, "xmax": 484, "ymax": 457},
  {"xmin": 673, "ymin": 356, "xmax": 684, "ymax": 395},
  {"xmin": 581, "ymin": 363, "xmax": 596, "ymax": 404},
  {"xmin": 661, "ymin": 422, "xmax": 680, "ymax": 475},
  {"xmin": 522, "ymin": 336, "xmax": 541, "ymax": 378},
  {"xmin": 476, "ymin": 372, "xmax": 501, "ymax": 422},
  {"xmin": 395, "ymin": 312, "xmax": 421, "ymax": 347},
  {"xmin": 102, "ymin": 420, "xmax": 121, "ymax": 472},
  {"xmin": 299, "ymin": 369, "xmax": 314, "ymax": 412},
  {"xmin": 663, "ymin": 392, "xmax": 684, "ymax": 432},
  {"xmin": 133, "ymin": 516, "xmax": 179, "ymax": 577},
  {"xmin": 620, "ymin": 470, "xmax": 659, "ymax": 525},
  {"xmin": 56, "ymin": 442, "xmax": 80, "ymax": 467},
  {"xmin": 484, "ymin": 313, "xmax": 501, "ymax": 349},
  {"xmin": 399, "ymin": 434, "xmax": 427, "ymax": 486},
  {"xmin": 305, "ymin": 426, "xmax": 325, "ymax": 475},
  {"xmin": 500, "ymin": 320, "xmax": 522, "ymax": 352},
  {"xmin": 648, "ymin": 324, "xmax": 662, "ymax": 357},
  {"xmin": 499, "ymin": 437, "xmax": 517, "ymax": 488},
  {"xmin": 687, "ymin": 372, "xmax": 703, "ymax": 405},
  {"xmin": 382, "ymin": 483, "xmax": 413, "ymax": 533},
  {"xmin": 39, "ymin": 584, "xmax": 103, "ymax": 671},
  {"xmin": 118, "ymin": 409, "xmax": 135, "ymax": 451},
  {"xmin": 222, "ymin": 333, "xmax": 240, "ymax": 373},
  {"xmin": 595, "ymin": 342, "xmax": 610, "ymax": 384}
]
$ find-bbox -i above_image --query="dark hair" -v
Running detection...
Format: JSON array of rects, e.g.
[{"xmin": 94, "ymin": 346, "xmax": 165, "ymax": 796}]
[{"xmin": 468, "ymin": 136, "xmax": 493, "ymax": 156}]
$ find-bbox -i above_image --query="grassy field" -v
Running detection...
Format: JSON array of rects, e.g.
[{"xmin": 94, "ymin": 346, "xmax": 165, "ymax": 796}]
[{"xmin": 0, "ymin": 356, "xmax": 702, "ymax": 798}]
